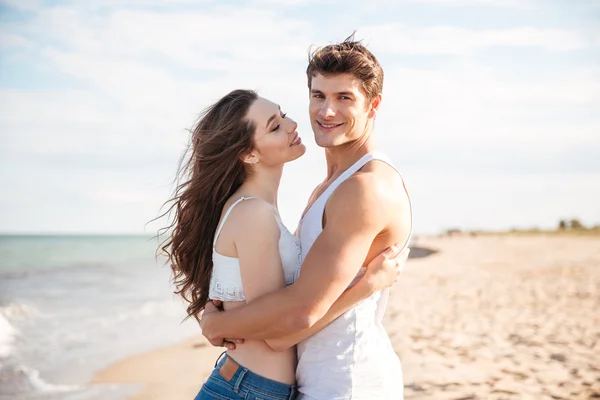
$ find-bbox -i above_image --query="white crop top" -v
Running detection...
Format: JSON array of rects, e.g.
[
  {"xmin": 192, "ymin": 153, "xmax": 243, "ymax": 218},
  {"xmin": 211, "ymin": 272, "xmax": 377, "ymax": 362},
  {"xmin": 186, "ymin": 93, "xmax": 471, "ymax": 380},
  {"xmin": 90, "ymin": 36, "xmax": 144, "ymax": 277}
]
[{"xmin": 208, "ymin": 196, "xmax": 302, "ymax": 302}]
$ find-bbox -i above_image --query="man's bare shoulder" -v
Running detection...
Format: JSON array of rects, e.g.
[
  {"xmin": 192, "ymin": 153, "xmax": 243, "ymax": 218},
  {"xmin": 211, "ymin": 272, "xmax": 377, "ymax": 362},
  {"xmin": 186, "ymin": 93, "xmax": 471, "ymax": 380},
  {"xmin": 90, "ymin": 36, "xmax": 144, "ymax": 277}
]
[
  {"xmin": 325, "ymin": 171, "xmax": 389, "ymax": 226},
  {"xmin": 361, "ymin": 158, "xmax": 406, "ymax": 185},
  {"xmin": 340, "ymin": 159, "xmax": 407, "ymax": 198},
  {"xmin": 327, "ymin": 161, "xmax": 410, "ymax": 225}
]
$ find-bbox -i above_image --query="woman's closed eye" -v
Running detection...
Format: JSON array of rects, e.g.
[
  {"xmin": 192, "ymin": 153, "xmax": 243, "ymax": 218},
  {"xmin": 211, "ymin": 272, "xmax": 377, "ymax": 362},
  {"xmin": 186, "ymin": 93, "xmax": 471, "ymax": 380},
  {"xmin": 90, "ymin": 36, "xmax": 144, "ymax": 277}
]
[{"xmin": 270, "ymin": 113, "xmax": 287, "ymax": 132}]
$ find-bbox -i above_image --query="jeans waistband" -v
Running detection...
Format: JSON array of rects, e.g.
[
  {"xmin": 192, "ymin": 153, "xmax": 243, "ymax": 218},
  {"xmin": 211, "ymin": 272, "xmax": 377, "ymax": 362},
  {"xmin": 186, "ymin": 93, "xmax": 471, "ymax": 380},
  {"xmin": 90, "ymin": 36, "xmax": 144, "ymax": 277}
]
[{"xmin": 214, "ymin": 351, "xmax": 297, "ymax": 400}]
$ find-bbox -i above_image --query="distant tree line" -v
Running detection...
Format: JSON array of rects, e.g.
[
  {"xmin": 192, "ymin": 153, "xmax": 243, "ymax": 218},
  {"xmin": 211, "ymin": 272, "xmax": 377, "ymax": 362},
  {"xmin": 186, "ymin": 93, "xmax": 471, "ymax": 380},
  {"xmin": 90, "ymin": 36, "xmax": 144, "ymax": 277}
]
[
  {"xmin": 558, "ymin": 218, "xmax": 597, "ymax": 231},
  {"xmin": 442, "ymin": 218, "xmax": 599, "ymax": 236}
]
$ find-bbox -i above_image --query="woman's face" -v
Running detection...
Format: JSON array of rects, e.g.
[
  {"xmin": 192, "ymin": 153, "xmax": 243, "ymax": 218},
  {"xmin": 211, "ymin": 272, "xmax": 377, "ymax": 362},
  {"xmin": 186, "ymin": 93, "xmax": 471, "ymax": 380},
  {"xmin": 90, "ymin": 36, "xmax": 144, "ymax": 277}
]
[{"xmin": 245, "ymin": 96, "xmax": 306, "ymax": 167}]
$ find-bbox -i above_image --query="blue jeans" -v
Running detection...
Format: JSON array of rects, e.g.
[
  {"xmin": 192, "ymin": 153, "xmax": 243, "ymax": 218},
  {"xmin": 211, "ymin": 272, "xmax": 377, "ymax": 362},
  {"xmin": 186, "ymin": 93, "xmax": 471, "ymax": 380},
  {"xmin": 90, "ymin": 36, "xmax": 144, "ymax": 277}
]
[{"xmin": 195, "ymin": 352, "xmax": 297, "ymax": 400}]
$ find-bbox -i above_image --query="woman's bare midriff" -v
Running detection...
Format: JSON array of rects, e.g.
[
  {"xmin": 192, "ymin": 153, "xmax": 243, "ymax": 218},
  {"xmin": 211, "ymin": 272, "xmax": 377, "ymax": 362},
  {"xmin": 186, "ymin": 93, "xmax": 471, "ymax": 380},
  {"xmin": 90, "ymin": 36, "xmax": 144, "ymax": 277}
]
[{"xmin": 222, "ymin": 300, "xmax": 297, "ymax": 385}]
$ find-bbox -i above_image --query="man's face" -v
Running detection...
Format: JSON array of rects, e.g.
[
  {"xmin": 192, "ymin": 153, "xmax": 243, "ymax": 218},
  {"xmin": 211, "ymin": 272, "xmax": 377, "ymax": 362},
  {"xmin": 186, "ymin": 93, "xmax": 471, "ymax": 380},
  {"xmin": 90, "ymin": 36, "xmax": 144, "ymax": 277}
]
[{"xmin": 308, "ymin": 73, "xmax": 380, "ymax": 148}]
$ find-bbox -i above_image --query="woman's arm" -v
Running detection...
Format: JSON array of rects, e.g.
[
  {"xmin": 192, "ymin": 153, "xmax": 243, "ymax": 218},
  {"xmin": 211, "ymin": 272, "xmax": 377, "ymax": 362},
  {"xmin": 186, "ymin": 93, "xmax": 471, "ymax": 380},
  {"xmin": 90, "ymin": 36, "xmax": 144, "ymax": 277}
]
[
  {"xmin": 225, "ymin": 199, "xmax": 289, "ymax": 350},
  {"xmin": 266, "ymin": 246, "xmax": 410, "ymax": 351}
]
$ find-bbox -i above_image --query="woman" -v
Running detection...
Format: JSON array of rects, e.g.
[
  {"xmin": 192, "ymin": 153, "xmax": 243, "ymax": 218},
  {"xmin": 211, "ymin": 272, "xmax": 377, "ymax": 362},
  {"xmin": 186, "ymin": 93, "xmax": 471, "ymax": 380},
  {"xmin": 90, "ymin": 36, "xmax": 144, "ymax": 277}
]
[{"xmin": 160, "ymin": 89, "xmax": 407, "ymax": 400}]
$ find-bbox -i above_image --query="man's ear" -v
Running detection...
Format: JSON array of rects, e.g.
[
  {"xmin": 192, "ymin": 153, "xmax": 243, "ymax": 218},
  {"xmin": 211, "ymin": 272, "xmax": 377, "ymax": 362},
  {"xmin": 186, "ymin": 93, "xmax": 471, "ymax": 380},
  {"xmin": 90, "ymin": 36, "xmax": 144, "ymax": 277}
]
[{"xmin": 368, "ymin": 93, "xmax": 382, "ymax": 119}]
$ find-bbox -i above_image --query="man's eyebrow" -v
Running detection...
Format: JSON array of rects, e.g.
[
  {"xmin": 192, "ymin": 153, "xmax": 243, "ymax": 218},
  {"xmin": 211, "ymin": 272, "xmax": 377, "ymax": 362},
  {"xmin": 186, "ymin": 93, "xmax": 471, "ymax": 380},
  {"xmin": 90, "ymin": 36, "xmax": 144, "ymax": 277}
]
[
  {"xmin": 265, "ymin": 105, "xmax": 282, "ymax": 129},
  {"xmin": 310, "ymin": 89, "xmax": 354, "ymax": 96}
]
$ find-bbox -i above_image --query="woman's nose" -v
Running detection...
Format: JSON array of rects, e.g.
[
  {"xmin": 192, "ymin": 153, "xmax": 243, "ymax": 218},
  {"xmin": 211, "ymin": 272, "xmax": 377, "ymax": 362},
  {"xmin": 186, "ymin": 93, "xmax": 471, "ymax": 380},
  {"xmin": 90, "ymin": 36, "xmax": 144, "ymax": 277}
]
[{"xmin": 287, "ymin": 118, "xmax": 298, "ymax": 132}]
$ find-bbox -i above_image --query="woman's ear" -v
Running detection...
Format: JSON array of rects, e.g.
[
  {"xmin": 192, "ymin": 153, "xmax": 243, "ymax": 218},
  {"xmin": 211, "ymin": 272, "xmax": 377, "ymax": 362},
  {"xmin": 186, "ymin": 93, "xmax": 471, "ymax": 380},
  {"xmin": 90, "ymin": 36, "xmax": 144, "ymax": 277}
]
[{"xmin": 242, "ymin": 152, "xmax": 259, "ymax": 165}]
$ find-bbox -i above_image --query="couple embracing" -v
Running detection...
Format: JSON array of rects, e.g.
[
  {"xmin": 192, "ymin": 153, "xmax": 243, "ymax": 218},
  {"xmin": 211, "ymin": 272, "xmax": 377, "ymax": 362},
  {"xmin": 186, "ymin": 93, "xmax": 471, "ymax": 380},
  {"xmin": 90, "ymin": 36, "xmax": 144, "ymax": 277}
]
[{"xmin": 161, "ymin": 34, "xmax": 413, "ymax": 400}]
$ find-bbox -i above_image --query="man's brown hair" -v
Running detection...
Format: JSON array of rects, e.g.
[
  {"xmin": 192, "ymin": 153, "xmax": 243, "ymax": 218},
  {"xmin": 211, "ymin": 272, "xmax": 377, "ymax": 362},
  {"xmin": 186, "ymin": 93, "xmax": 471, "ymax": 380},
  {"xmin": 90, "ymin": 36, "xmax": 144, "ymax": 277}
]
[{"xmin": 306, "ymin": 32, "xmax": 384, "ymax": 101}]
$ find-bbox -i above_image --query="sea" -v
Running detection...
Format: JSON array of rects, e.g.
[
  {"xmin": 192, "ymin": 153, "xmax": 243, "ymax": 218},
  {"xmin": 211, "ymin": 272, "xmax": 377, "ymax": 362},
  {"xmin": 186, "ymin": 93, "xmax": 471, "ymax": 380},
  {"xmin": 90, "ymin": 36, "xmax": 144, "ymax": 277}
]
[{"xmin": 0, "ymin": 234, "xmax": 200, "ymax": 400}]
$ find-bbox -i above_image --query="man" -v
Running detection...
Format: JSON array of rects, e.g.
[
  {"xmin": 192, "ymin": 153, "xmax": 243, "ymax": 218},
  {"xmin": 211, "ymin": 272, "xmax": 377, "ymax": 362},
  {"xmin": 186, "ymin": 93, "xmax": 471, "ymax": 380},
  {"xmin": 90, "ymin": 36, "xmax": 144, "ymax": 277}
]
[{"xmin": 200, "ymin": 34, "xmax": 412, "ymax": 399}]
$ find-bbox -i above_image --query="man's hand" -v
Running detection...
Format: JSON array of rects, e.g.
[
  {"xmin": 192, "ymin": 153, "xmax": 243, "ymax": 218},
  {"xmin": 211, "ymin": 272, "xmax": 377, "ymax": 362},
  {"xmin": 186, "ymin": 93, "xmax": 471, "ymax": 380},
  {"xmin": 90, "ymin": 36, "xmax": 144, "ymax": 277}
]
[
  {"xmin": 363, "ymin": 245, "xmax": 410, "ymax": 292},
  {"xmin": 201, "ymin": 300, "xmax": 244, "ymax": 350}
]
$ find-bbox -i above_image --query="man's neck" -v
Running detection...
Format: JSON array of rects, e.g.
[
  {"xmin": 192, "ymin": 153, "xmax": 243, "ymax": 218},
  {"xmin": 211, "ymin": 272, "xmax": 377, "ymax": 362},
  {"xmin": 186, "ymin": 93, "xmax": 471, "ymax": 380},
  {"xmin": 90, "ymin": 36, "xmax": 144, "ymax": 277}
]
[{"xmin": 325, "ymin": 136, "xmax": 377, "ymax": 181}]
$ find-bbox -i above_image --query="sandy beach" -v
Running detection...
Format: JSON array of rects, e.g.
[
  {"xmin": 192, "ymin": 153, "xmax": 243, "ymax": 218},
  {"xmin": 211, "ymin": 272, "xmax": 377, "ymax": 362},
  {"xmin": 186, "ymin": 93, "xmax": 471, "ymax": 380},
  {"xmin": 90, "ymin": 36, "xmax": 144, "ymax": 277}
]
[{"xmin": 91, "ymin": 234, "xmax": 600, "ymax": 400}]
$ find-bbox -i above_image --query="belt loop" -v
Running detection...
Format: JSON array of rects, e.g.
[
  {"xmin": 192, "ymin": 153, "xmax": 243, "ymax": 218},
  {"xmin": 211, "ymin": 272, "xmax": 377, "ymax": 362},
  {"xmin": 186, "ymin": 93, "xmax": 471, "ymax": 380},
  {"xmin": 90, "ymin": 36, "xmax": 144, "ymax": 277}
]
[
  {"xmin": 289, "ymin": 385, "xmax": 297, "ymax": 400},
  {"xmin": 214, "ymin": 350, "xmax": 227, "ymax": 368},
  {"xmin": 232, "ymin": 366, "xmax": 248, "ymax": 393}
]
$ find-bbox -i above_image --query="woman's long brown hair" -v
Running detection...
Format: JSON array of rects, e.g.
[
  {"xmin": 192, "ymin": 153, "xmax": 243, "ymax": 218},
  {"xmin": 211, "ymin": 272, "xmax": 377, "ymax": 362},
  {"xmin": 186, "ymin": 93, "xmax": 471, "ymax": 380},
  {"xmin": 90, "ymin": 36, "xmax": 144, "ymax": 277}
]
[{"xmin": 158, "ymin": 89, "xmax": 258, "ymax": 322}]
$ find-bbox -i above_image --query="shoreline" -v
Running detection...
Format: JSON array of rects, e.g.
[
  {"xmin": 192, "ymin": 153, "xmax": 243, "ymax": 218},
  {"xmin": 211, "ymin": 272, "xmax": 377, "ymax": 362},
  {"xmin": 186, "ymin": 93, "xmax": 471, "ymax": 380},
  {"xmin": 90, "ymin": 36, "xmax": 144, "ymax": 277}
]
[
  {"xmin": 90, "ymin": 336, "xmax": 225, "ymax": 400},
  {"xmin": 90, "ymin": 235, "xmax": 600, "ymax": 400}
]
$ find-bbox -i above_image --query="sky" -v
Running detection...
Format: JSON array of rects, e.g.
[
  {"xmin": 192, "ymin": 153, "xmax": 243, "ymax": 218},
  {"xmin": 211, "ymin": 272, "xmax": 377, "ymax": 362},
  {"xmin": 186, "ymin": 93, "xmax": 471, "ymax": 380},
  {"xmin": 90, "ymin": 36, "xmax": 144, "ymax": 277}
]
[{"xmin": 0, "ymin": 0, "xmax": 599, "ymax": 235}]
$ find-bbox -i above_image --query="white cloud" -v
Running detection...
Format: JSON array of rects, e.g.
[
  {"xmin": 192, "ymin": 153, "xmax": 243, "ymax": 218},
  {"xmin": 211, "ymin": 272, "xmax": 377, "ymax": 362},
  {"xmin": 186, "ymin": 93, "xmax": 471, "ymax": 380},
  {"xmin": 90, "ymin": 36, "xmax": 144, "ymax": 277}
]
[
  {"xmin": 1, "ymin": 1, "xmax": 599, "ymax": 233},
  {"xmin": 405, "ymin": 170, "xmax": 600, "ymax": 234},
  {"xmin": 361, "ymin": 25, "xmax": 588, "ymax": 55},
  {"xmin": 403, "ymin": 0, "xmax": 538, "ymax": 9},
  {"xmin": 375, "ymin": 64, "xmax": 600, "ymax": 150},
  {"xmin": 0, "ymin": 33, "xmax": 34, "ymax": 51},
  {"xmin": 248, "ymin": 0, "xmax": 319, "ymax": 5},
  {"xmin": 27, "ymin": 6, "xmax": 311, "ymax": 65},
  {"xmin": 90, "ymin": 0, "xmax": 213, "ymax": 5},
  {"xmin": 0, "ymin": 0, "xmax": 44, "ymax": 11}
]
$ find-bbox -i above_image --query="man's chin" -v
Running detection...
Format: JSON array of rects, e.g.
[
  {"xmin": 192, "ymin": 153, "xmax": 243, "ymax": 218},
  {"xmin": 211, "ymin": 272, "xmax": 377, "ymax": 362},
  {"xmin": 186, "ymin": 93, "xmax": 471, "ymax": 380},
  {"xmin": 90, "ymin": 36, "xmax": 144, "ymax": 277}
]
[{"xmin": 314, "ymin": 136, "xmax": 348, "ymax": 148}]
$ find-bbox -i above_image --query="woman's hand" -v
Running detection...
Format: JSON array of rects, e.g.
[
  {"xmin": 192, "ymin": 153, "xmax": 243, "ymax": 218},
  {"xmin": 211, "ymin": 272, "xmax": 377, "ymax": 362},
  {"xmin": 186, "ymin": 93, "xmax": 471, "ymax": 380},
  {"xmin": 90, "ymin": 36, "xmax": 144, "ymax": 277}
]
[{"xmin": 362, "ymin": 245, "xmax": 410, "ymax": 293}]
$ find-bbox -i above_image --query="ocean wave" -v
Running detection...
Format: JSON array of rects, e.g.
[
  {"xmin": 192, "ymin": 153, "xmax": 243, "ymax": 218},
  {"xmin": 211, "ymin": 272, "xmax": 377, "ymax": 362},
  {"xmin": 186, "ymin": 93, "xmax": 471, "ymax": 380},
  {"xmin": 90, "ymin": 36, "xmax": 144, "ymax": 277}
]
[
  {"xmin": 139, "ymin": 299, "xmax": 180, "ymax": 316},
  {"xmin": 0, "ymin": 302, "xmax": 38, "ymax": 319},
  {"xmin": 0, "ymin": 261, "xmax": 111, "ymax": 280},
  {"xmin": 104, "ymin": 299, "xmax": 186, "ymax": 327},
  {"xmin": 22, "ymin": 365, "xmax": 80, "ymax": 393},
  {"xmin": 0, "ymin": 363, "xmax": 80, "ymax": 395},
  {"xmin": 0, "ymin": 313, "xmax": 18, "ymax": 359},
  {"xmin": 0, "ymin": 303, "xmax": 39, "ymax": 359}
]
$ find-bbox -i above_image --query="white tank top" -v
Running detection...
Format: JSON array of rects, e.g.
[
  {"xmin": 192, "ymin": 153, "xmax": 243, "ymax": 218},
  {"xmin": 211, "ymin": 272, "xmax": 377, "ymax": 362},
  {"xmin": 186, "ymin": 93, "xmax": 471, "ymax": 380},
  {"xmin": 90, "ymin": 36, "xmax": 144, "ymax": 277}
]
[
  {"xmin": 295, "ymin": 152, "xmax": 411, "ymax": 400},
  {"xmin": 209, "ymin": 196, "xmax": 302, "ymax": 301}
]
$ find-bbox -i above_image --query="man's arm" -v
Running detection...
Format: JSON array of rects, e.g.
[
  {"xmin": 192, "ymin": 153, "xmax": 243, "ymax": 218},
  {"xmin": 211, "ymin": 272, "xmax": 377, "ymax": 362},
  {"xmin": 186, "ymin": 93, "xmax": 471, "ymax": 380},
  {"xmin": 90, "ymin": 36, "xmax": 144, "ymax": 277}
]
[
  {"xmin": 201, "ymin": 173, "xmax": 390, "ymax": 342},
  {"xmin": 266, "ymin": 246, "xmax": 410, "ymax": 351}
]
